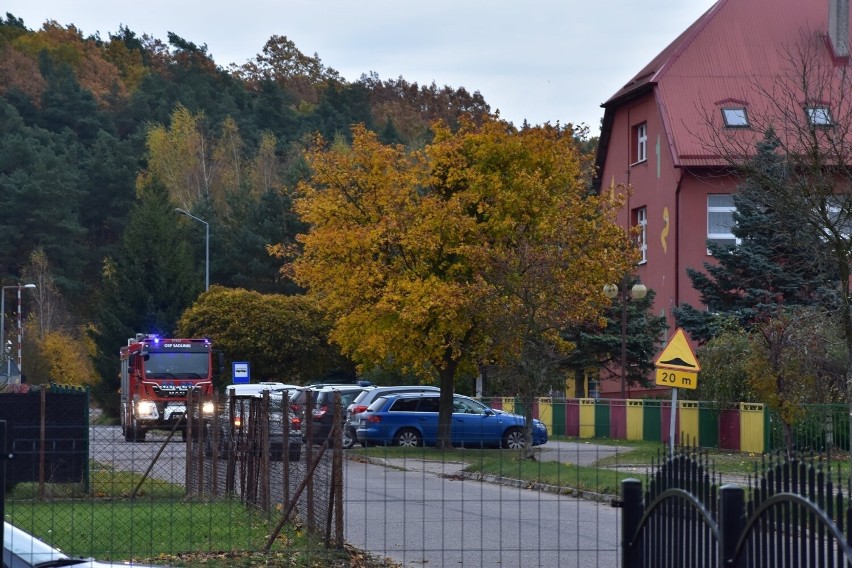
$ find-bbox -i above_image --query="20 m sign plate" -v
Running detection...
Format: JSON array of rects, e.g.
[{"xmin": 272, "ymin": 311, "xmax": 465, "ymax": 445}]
[{"xmin": 655, "ymin": 368, "xmax": 698, "ymax": 390}]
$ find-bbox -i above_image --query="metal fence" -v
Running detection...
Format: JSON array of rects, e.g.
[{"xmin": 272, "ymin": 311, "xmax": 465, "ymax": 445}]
[
  {"xmin": 12, "ymin": 387, "xmax": 850, "ymax": 566},
  {"xmin": 622, "ymin": 448, "xmax": 852, "ymax": 567},
  {"xmin": 1, "ymin": 385, "xmax": 345, "ymax": 564}
]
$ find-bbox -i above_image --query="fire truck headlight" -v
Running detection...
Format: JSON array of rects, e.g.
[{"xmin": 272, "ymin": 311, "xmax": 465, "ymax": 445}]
[
  {"xmin": 136, "ymin": 400, "xmax": 158, "ymax": 418},
  {"xmin": 202, "ymin": 401, "xmax": 215, "ymax": 415}
]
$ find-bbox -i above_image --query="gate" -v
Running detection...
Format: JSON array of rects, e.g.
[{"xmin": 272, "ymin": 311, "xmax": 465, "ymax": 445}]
[{"xmin": 622, "ymin": 449, "xmax": 852, "ymax": 567}]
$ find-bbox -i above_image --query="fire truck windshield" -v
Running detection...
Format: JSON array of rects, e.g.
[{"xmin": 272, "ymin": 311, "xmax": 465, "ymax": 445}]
[{"xmin": 143, "ymin": 352, "xmax": 210, "ymax": 378}]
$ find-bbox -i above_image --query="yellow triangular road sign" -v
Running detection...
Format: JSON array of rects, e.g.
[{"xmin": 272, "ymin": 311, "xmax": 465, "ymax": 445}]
[{"xmin": 654, "ymin": 328, "xmax": 700, "ymax": 372}]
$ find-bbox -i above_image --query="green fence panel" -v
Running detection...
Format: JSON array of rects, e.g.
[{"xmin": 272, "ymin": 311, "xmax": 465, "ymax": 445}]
[
  {"xmin": 698, "ymin": 403, "xmax": 719, "ymax": 448},
  {"xmin": 594, "ymin": 400, "xmax": 611, "ymax": 439},
  {"xmin": 551, "ymin": 399, "xmax": 566, "ymax": 436},
  {"xmin": 643, "ymin": 400, "xmax": 662, "ymax": 443}
]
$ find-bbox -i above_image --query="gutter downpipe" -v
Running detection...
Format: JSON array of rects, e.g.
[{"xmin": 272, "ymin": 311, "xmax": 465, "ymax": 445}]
[{"xmin": 674, "ymin": 168, "xmax": 684, "ymax": 315}]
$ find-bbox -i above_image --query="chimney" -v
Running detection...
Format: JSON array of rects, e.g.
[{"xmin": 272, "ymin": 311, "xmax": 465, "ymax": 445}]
[{"xmin": 830, "ymin": 0, "xmax": 850, "ymax": 58}]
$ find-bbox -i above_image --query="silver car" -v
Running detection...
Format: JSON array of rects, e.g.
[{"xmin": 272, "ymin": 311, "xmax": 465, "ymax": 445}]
[
  {"xmin": 342, "ymin": 385, "xmax": 440, "ymax": 449},
  {"xmin": 4, "ymin": 522, "xmax": 166, "ymax": 567}
]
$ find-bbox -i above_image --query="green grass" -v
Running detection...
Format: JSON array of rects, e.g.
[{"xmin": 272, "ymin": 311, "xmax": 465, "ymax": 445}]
[
  {"xmin": 8, "ymin": 460, "xmax": 186, "ymax": 500},
  {"xmin": 351, "ymin": 437, "xmax": 852, "ymax": 496},
  {"xmin": 6, "ymin": 461, "xmax": 374, "ymax": 566},
  {"xmin": 5, "ymin": 499, "xmax": 365, "ymax": 567}
]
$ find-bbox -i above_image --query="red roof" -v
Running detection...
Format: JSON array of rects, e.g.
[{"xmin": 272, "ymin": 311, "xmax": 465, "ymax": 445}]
[{"xmin": 601, "ymin": 0, "xmax": 850, "ymax": 168}]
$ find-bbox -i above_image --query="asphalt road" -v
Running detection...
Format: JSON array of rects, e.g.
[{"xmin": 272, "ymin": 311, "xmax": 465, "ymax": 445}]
[{"xmin": 343, "ymin": 456, "xmax": 620, "ymax": 567}]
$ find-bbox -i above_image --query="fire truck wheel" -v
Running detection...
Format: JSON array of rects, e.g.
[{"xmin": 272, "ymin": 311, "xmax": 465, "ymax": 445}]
[{"xmin": 125, "ymin": 420, "xmax": 146, "ymax": 442}]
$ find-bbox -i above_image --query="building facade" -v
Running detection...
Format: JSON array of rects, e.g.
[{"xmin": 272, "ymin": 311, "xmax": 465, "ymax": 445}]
[{"xmin": 595, "ymin": 0, "xmax": 852, "ymax": 332}]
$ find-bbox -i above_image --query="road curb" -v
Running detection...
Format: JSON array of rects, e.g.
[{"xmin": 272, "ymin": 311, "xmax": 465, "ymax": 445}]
[{"xmin": 347, "ymin": 454, "xmax": 619, "ymax": 504}]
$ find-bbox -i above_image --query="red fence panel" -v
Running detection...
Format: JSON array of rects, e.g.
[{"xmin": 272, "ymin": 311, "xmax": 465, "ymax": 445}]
[
  {"xmin": 719, "ymin": 408, "xmax": 741, "ymax": 451},
  {"xmin": 610, "ymin": 399, "xmax": 627, "ymax": 440},
  {"xmin": 566, "ymin": 399, "xmax": 580, "ymax": 437}
]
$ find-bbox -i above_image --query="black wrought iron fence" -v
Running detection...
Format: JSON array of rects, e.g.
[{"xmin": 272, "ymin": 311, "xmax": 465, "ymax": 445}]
[{"xmin": 622, "ymin": 448, "xmax": 852, "ymax": 567}]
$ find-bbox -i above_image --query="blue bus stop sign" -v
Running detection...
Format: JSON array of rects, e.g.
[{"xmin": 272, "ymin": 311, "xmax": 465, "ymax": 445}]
[{"xmin": 232, "ymin": 361, "xmax": 250, "ymax": 384}]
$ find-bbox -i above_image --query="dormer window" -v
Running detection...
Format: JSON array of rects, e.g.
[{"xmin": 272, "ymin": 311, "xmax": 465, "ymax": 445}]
[
  {"xmin": 722, "ymin": 107, "xmax": 749, "ymax": 127},
  {"xmin": 806, "ymin": 105, "xmax": 832, "ymax": 126}
]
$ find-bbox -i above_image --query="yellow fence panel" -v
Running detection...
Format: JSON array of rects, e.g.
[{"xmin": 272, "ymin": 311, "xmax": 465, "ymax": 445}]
[
  {"xmin": 679, "ymin": 401, "xmax": 699, "ymax": 447},
  {"xmin": 626, "ymin": 400, "xmax": 644, "ymax": 441},
  {"xmin": 501, "ymin": 397, "xmax": 515, "ymax": 415},
  {"xmin": 740, "ymin": 402, "xmax": 765, "ymax": 453},
  {"xmin": 579, "ymin": 398, "xmax": 596, "ymax": 438},
  {"xmin": 538, "ymin": 398, "xmax": 553, "ymax": 434}
]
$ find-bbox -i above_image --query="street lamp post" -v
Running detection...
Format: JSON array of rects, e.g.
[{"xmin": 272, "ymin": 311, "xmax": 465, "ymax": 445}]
[
  {"xmin": 603, "ymin": 279, "xmax": 647, "ymax": 399},
  {"xmin": 175, "ymin": 208, "xmax": 209, "ymax": 291},
  {"xmin": 1, "ymin": 283, "xmax": 37, "ymax": 383}
]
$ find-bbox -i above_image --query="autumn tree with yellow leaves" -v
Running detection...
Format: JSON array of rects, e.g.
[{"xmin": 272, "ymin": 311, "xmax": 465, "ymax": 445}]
[{"xmin": 285, "ymin": 119, "xmax": 636, "ymax": 449}]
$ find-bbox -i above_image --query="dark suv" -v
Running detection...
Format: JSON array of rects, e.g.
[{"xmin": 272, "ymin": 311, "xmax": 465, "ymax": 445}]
[{"xmin": 291, "ymin": 385, "xmax": 368, "ymax": 445}]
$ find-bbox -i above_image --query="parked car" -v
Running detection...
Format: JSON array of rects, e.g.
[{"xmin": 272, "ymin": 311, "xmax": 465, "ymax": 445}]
[
  {"xmin": 342, "ymin": 385, "xmax": 441, "ymax": 449},
  {"xmin": 3, "ymin": 521, "xmax": 166, "ymax": 567},
  {"xmin": 356, "ymin": 393, "xmax": 548, "ymax": 448},
  {"xmin": 206, "ymin": 384, "xmax": 302, "ymax": 461},
  {"xmin": 290, "ymin": 384, "xmax": 369, "ymax": 444}
]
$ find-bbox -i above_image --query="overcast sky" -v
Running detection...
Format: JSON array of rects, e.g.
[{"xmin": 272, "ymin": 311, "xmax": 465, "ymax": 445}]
[{"xmin": 4, "ymin": 1, "xmax": 718, "ymax": 135}]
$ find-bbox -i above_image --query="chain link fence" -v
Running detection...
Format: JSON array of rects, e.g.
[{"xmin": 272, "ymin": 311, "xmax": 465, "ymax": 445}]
[{"xmin": 1, "ymin": 385, "xmax": 347, "ymax": 564}]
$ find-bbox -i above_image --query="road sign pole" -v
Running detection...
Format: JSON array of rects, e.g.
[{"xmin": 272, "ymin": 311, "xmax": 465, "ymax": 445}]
[{"xmin": 669, "ymin": 388, "xmax": 677, "ymax": 460}]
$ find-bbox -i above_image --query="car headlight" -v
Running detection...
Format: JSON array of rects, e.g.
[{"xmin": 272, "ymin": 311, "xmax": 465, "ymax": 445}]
[{"xmin": 202, "ymin": 401, "xmax": 215, "ymax": 415}]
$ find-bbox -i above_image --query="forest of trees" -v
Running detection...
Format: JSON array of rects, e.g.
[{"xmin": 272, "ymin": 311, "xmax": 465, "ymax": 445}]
[{"xmin": 0, "ymin": 14, "xmax": 609, "ymax": 419}]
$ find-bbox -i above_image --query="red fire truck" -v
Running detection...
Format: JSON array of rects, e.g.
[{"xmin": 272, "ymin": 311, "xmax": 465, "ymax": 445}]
[{"xmin": 120, "ymin": 333, "xmax": 219, "ymax": 442}]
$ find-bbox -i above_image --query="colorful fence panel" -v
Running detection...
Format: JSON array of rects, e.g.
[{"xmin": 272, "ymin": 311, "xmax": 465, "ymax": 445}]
[
  {"xmin": 609, "ymin": 399, "xmax": 627, "ymax": 439},
  {"xmin": 579, "ymin": 398, "xmax": 595, "ymax": 438},
  {"xmin": 538, "ymin": 398, "xmax": 552, "ymax": 434},
  {"xmin": 594, "ymin": 400, "xmax": 610, "ymax": 439},
  {"xmin": 719, "ymin": 408, "xmax": 741, "ymax": 451},
  {"xmin": 679, "ymin": 401, "xmax": 699, "ymax": 447},
  {"xmin": 697, "ymin": 404, "xmax": 719, "ymax": 448},
  {"xmin": 626, "ymin": 400, "xmax": 643, "ymax": 440},
  {"xmin": 551, "ymin": 399, "xmax": 566, "ymax": 436},
  {"xmin": 740, "ymin": 402, "xmax": 764, "ymax": 453},
  {"xmin": 566, "ymin": 399, "xmax": 580, "ymax": 437},
  {"xmin": 643, "ymin": 400, "xmax": 662, "ymax": 443}
]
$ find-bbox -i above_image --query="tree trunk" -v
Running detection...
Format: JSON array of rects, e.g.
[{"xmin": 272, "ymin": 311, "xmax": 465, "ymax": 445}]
[
  {"xmin": 574, "ymin": 367, "xmax": 585, "ymax": 398},
  {"xmin": 521, "ymin": 392, "xmax": 535, "ymax": 459},
  {"xmin": 435, "ymin": 355, "xmax": 459, "ymax": 450}
]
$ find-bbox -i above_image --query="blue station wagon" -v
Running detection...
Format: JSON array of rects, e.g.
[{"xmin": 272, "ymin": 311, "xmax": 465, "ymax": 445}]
[{"xmin": 356, "ymin": 393, "xmax": 548, "ymax": 448}]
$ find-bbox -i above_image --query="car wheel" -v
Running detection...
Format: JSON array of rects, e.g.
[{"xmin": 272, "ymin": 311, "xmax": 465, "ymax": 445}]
[
  {"xmin": 288, "ymin": 443, "xmax": 302, "ymax": 462},
  {"xmin": 342, "ymin": 427, "xmax": 356, "ymax": 450},
  {"xmin": 503, "ymin": 428, "xmax": 525, "ymax": 449},
  {"xmin": 395, "ymin": 428, "xmax": 421, "ymax": 447}
]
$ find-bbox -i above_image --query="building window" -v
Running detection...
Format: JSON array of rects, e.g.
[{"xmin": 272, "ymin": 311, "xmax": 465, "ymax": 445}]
[
  {"xmin": 806, "ymin": 105, "xmax": 832, "ymax": 126},
  {"xmin": 707, "ymin": 194, "xmax": 739, "ymax": 252},
  {"xmin": 633, "ymin": 122, "xmax": 647, "ymax": 164},
  {"xmin": 722, "ymin": 107, "xmax": 749, "ymax": 127},
  {"xmin": 634, "ymin": 207, "xmax": 647, "ymax": 264}
]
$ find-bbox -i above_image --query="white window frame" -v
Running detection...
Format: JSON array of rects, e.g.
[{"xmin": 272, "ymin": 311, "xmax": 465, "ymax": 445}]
[
  {"xmin": 707, "ymin": 194, "xmax": 739, "ymax": 253},
  {"xmin": 636, "ymin": 207, "xmax": 647, "ymax": 264},
  {"xmin": 635, "ymin": 123, "xmax": 648, "ymax": 164},
  {"xmin": 806, "ymin": 105, "xmax": 832, "ymax": 126},
  {"xmin": 721, "ymin": 107, "xmax": 749, "ymax": 127}
]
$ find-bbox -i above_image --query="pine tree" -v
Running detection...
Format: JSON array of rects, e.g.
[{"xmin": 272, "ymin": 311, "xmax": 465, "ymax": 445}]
[
  {"xmin": 89, "ymin": 182, "xmax": 200, "ymax": 416},
  {"xmin": 674, "ymin": 132, "xmax": 841, "ymax": 341}
]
